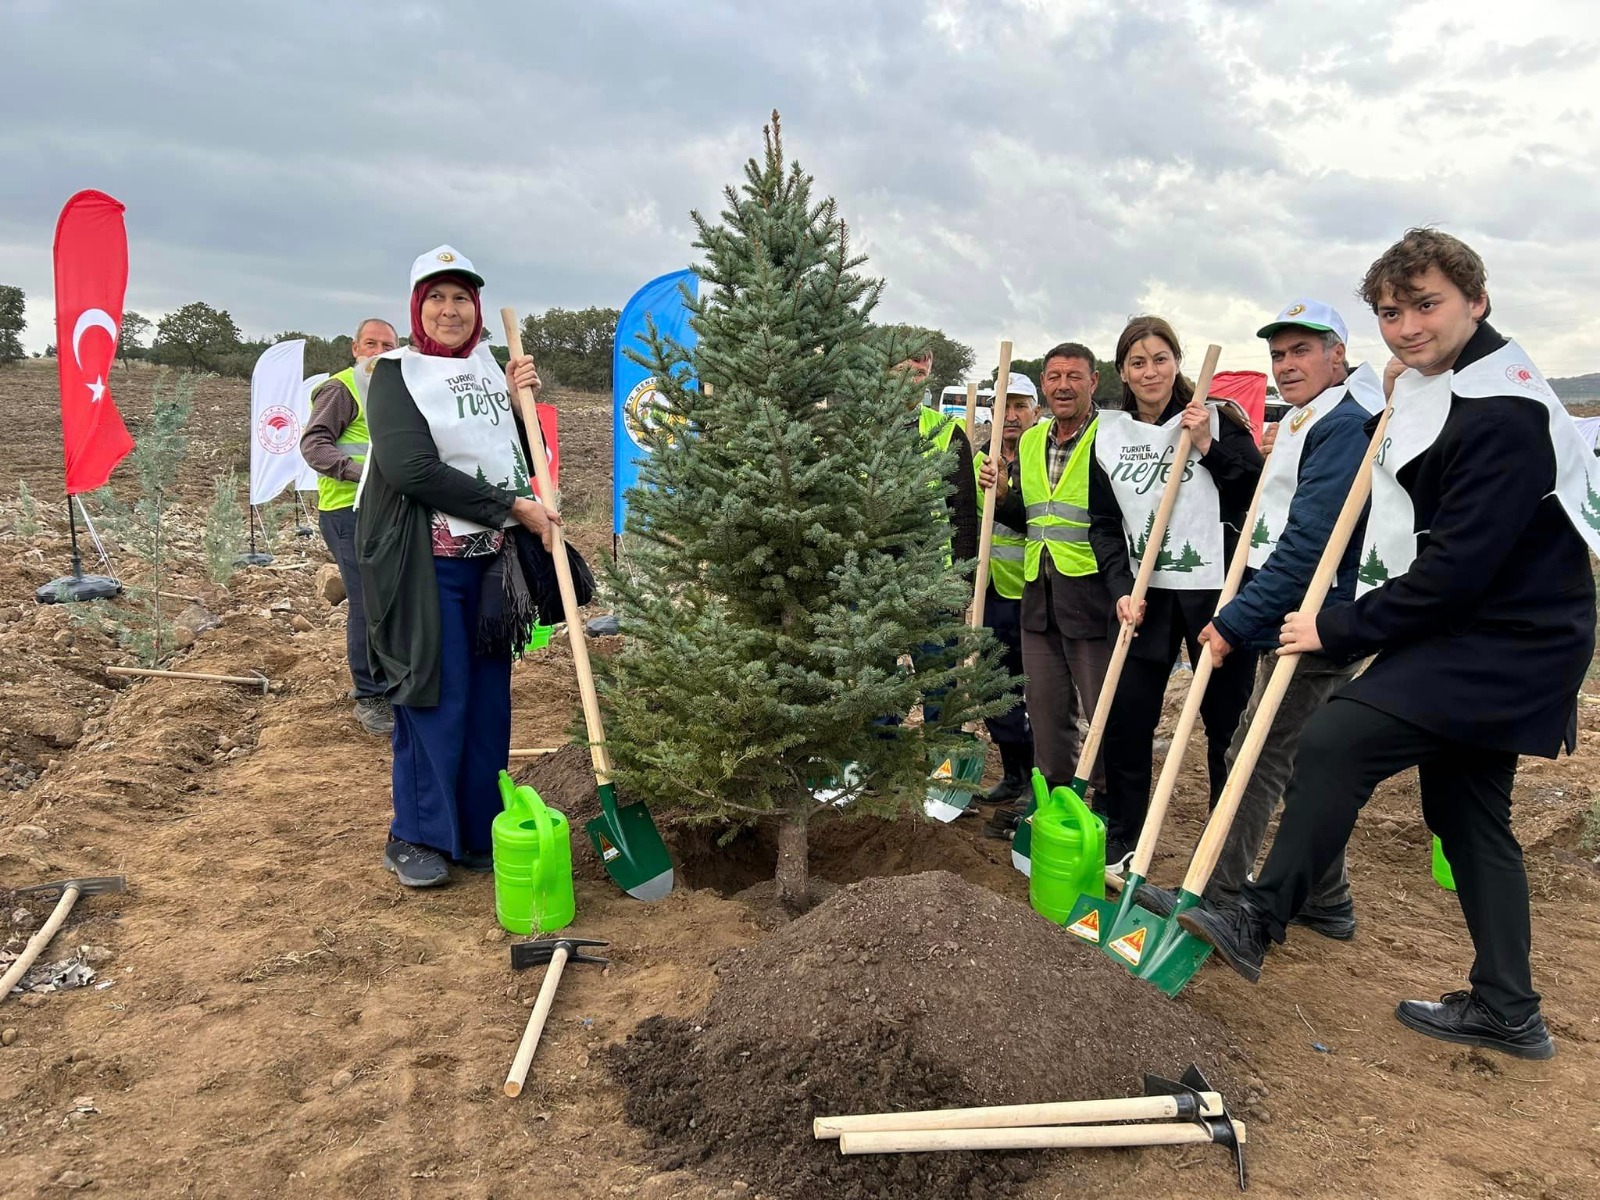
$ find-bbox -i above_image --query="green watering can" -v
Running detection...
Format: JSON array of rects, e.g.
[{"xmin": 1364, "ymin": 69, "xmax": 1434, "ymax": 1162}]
[
  {"xmin": 1027, "ymin": 770, "xmax": 1107, "ymax": 923},
  {"xmin": 494, "ymin": 770, "xmax": 575, "ymax": 935},
  {"xmin": 523, "ymin": 622, "xmax": 553, "ymax": 654}
]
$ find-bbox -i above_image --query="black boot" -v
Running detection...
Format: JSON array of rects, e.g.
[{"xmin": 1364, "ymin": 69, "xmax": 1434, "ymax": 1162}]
[
  {"xmin": 984, "ymin": 741, "xmax": 1032, "ymax": 805},
  {"xmin": 1394, "ymin": 991, "xmax": 1555, "ymax": 1060},
  {"xmin": 1176, "ymin": 901, "xmax": 1271, "ymax": 983}
]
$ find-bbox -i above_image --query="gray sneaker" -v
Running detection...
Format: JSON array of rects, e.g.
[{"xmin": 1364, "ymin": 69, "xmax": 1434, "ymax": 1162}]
[
  {"xmin": 383, "ymin": 837, "xmax": 449, "ymax": 887},
  {"xmin": 355, "ymin": 696, "xmax": 394, "ymax": 736}
]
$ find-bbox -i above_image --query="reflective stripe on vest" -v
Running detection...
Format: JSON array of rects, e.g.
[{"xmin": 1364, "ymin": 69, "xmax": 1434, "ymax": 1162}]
[
  {"xmin": 973, "ymin": 448, "xmax": 1028, "ymax": 599},
  {"xmin": 1018, "ymin": 416, "xmax": 1098, "ymax": 581},
  {"xmin": 316, "ymin": 367, "xmax": 370, "ymax": 512}
]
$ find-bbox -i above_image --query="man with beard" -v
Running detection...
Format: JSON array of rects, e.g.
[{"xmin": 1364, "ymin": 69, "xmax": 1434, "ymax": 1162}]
[
  {"xmin": 1178, "ymin": 229, "xmax": 1600, "ymax": 1060},
  {"xmin": 982, "ymin": 343, "xmax": 1113, "ymax": 836}
]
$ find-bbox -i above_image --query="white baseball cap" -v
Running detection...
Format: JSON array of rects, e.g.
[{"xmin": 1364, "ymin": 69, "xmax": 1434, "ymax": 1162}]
[
  {"xmin": 410, "ymin": 245, "xmax": 485, "ymax": 290},
  {"xmin": 1003, "ymin": 372, "xmax": 1038, "ymax": 400},
  {"xmin": 1257, "ymin": 299, "xmax": 1348, "ymax": 345}
]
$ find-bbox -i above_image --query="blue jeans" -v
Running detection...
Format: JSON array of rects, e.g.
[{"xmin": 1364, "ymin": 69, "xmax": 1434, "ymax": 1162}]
[{"xmin": 390, "ymin": 555, "xmax": 511, "ymax": 859}]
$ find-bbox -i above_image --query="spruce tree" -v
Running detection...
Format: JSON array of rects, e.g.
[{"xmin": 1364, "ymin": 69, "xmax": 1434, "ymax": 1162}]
[{"xmin": 595, "ymin": 114, "xmax": 1010, "ymax": 909}]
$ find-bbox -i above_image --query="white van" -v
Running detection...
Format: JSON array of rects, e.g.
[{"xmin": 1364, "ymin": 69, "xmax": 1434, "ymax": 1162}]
[{"xmin": 937, "ymin": 385, "xmax": 994, "ymax": 428}]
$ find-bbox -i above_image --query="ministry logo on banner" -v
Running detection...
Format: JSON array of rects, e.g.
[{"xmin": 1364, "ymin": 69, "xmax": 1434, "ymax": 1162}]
[
  {"xmin": 249, "ymin": 339, "xmax": 313, "ymax": 506},
  {"xmin": 1092, "ymin": 407, "xmax": 1225, "ymax": 589}
]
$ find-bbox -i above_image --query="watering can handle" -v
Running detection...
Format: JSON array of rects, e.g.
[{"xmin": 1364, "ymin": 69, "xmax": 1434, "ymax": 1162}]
[{"xmin": 533, "ymin": 788, "xmax": 554, "ymax": 885}]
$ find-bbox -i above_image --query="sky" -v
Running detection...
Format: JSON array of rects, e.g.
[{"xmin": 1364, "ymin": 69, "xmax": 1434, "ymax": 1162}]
[{"xmin": 4, "ymin": 0, "xmax": 1600, "ymax": 377}]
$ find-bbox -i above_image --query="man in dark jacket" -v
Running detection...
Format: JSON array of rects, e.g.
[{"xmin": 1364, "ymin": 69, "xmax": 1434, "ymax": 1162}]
[
  {"xmin": 1179, "ymin": 230, "xmax": 1598, "ymax": 1061},
  {"xmin": 1136, "ymin": 300, "xmax": 1382, "ymax": 937}
]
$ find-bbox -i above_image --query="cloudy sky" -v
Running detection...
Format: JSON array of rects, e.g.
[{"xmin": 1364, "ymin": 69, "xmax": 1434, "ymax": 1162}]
[{"xmin": 5, "ymin": 0, "xmax": 1600, "ymax": 377}]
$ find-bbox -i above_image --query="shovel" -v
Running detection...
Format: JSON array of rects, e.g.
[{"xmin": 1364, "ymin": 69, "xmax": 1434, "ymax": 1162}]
[
  {"xmin": 1014, "ymin": 345, "xmax": 1222, "ymax": 876},
  {"xmin": 1131, "ymin": 402, "xmax": 1394, "ymax": 996},
  {"xmin": 1062, "ymin": 455, "xmax": 1271, "ymax": 960},
  {"xmin": 926, "ymin": 345, "xmax": 1012, "ymax": 822},
  {"xmin": 501, "ymin": 309, "xmax": 674, "ymax": 902}
]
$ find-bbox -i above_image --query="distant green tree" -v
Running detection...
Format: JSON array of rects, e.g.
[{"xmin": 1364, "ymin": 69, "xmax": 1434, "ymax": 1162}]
[
  {"xmin": 118, "ymin": 311, "xmax": 152, "ymax": 366},
  {"xmin": 151, "ymin": 302, "xmax": 242, "ymax": 371},
  {"xmin": 882, "ymin": 324, "xmax": 975, "ymax": 402},
  {"xmin": 521, "ymin": 305, "xmax": 619, "ymax": 392},
  {"xmin": 0, "ymin": 285, "xmax": 25, "ymax": 365}
]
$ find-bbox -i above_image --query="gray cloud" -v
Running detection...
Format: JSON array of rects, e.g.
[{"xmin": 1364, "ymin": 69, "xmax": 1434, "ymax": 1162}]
[{"xmin": 3, "ymin": 0, "xmax": 1598, "ymax": 376}]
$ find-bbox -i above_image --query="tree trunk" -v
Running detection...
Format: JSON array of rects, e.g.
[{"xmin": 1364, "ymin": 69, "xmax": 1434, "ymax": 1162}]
[{"xmin": 774, "ymin": 807, "xmax": 810, "ymax": 914}]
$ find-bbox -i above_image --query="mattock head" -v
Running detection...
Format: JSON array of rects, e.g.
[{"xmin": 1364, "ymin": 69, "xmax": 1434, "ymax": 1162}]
[
  {"xmin": 510, "ymin": 936, "xmax": 609, "ymax": 971},
  {"xmin": 1145, "ymin": 1064, "xmax": 1247, "ymax": 1192},
  {"xmin": 14, "ymin": 876, "xmax": 126, "ymax": 902}
]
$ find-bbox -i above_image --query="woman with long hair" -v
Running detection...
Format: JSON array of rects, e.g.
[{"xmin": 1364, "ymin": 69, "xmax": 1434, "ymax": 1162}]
[{"xmin": 1088, "ymin": 316, "xmax": 1264, "ymax": 863}]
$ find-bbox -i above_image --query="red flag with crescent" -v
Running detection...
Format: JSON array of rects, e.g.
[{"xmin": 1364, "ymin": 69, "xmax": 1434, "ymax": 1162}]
[{"xmin": 54, "ymin": 190, "xmax": 134, "ymax": 494}]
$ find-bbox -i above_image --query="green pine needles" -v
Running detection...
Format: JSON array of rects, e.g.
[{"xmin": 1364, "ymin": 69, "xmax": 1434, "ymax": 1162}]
[{"xmin": 595, "ymin": 114, "xmax": 1011, "ymax": 909}]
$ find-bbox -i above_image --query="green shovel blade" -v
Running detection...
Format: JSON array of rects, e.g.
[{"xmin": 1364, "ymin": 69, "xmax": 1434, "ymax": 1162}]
[
  {"xmin": 1130, "ymin": 889, "xmax": 1214, "ymax": 997},
  {"xmin": 925, "ymin": 734, "xmax": 985, "ymax": 823},
  {"xmin": 584, "ymin": 781, "xmax": 674, "ymax": 902},
  {"xmin": 1061, "ymin": 867, "xmax": 1147, "ymax": 951}
]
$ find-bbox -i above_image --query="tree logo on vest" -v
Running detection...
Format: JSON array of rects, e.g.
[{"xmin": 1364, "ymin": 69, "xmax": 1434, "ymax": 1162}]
[
  {"xmin": 1504, "ymin": 364, "xmax": 1539, "ymax": 391},
  {"xmin": 256, "ymin": 405, "xmax": 300, "ymax": 455},
  {"xmin": 623, "ymin": 376, "xmax": 684, "ymax": 448}
]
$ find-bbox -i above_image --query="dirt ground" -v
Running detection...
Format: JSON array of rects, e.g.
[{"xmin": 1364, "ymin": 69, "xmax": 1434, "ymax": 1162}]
[{"xmin": 2, "ymin": 358, "xmax": 1599, "ymax": 1199}]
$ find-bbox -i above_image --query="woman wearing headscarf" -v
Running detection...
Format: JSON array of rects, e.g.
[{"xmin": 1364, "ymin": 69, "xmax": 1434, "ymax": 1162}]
[
  {"xmin": 356, "ymin": 245, "xmax": 571, "ymax": 888},
  {"xmin": 1089, "ymin": 316, "xmax": 1264, "ymax": 863}
]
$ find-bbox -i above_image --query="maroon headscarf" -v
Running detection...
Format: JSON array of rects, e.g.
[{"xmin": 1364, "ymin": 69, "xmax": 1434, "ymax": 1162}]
[{"xmin": 409, "ymin": 271, "xmax": 483, "ymax": 358}]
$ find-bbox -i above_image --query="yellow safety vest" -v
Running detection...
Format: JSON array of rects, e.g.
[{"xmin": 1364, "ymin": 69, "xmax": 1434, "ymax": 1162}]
[
  {"xmin": 973, "ymin": 450, "xmax": 1026, "ymax": 599},
  {"xmin": 1018, "ymin": 416, "xmax": 1098, "ymax": 580},
  {"xmin": 315, "ymin": 367, "xmax": 369, "ymax": 513},
  {"xmin": 919, "ymin": 405, "xmax": 962, "ymax": 567}
]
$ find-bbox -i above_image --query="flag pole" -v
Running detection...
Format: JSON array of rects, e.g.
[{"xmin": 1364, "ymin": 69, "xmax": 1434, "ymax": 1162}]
[{"xmin": 36, "ymin": 491, "xmax": 121, "ymax": 604}]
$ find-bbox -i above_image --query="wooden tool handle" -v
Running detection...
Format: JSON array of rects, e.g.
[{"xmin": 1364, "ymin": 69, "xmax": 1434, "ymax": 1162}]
[
  {"xmin": 963, "ymin": 381, "xmax": 979, "ymax": 446},
  {"xmin": 503, "ymin": 943, "xmax": 570, "ymax": 1097},
  {"xmin": 838, "ymin": 1119, "xmax": 1245, "ymax": 1155},
  {"xmin": 970, "ymin": 341, "xmax": 1012, "ymax": 629},
  {"xmin": 0, "ymin": 885, "xmax": 82, "ymax": 1005},
  {"xmin": 814, "ymin": 1091, "xmax": 1223, "ymax": 1139},
  {"xmin": 107, "ymin": 666, "xmax": 267, "ymax": 691},
  {"xmin": 501, "ymin": 309, "xmax": 611, "ymax": 784},
  {"xmin": 1181, "ymin": 404, "xmax": 1394, "ymax": 894},
  {"xmin": 1128, "ymin": 456, "xmax": 1270, "ymax": 878},
  {"xmin": 1071, "ymin": 345, "xmax": 1220, "ymax": 781}
]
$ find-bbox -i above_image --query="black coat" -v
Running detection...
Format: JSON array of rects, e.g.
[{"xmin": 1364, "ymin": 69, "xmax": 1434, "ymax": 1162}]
[
  {"xmin": 1319, "ymin": 322, "xmax": 1596, "ymax": 757},
  {"xmin": 355, "ymin": 356, "xmax": 534, "ymax": 708},
  {"xmin": 1088, "ymin": 395, "xmax": 1264, "ymax": 661}
]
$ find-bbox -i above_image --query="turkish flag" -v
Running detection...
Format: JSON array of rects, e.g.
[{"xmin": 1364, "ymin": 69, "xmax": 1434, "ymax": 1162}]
[
  {"xmin": 1209, "ymin": 370, "xmax": 1269, "ymax": 445},
  {"xmin": 54, "ymin": 190, "xmax": 134, "ymax": 494},
  {"xmin": 535, "ymin": 401, "xmax": 559, "ymax": 498}
]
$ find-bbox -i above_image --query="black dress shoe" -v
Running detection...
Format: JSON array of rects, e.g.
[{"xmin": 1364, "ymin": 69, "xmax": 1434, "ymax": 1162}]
[
  {"xmin": 984, "ymin": 774, "xmax": 1026, "ymax": 805},
  {"xmin": 1394, "ymin": 991, "xmax": 1555, "ymax": 1060},
  {"xmin": 981, "ymin": 807, "xmax": 1021, "ymax": 840},
  {"xmin": 1176, "ymin": 902, "xmax": 1269, "ymax": 983},
  {"xmin": 1289, "ymin": 900, "xmax": 1357, "ymax": 941}
]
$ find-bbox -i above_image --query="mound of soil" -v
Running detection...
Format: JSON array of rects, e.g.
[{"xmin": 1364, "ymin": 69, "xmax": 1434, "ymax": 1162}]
[{"xmin": 608, "ymin": 870, "xmax": 1238, "ymax": 1200}]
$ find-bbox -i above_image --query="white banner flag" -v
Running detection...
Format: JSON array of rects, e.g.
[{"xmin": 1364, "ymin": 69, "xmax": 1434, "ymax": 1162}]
[
  {"xmin": 249, "ymin": 340, "xmax": 310, "ymax": 505},
  {"xmin": 296, "ymin": 372, "xmax": 329, "ymax": 491}
]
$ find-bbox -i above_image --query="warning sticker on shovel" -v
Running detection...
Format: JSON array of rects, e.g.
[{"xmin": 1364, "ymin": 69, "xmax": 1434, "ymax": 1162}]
[
  {"xmin": 1066, "ymin": 909, "xmax": 1101, "ymax": 943},
  {"xmin": 597, "ymin": 833, "xmax": 620, "ymax": 863},
  {"xmin": 931, "ymin": 759, "xmax": 954, "ymax": 781},
  {"xmin": 1109, "ymin": 926, "xmax": 1148, "ymax": 966}
]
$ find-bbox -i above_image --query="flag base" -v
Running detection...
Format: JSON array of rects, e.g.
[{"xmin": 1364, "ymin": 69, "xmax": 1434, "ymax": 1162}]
[
  {"xmin": 234, "ymin": 551, "xmax": 275, "ymax": 567},
  {"xmin": 36, "ymin": 573, "xmax": 121, "ymax": 604}
]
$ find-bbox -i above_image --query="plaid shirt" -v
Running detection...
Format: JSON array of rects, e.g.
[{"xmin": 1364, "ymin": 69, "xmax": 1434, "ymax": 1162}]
[{"xmin": 1045, "ymin": 411, "xmax": 1093, "ymax": 488}]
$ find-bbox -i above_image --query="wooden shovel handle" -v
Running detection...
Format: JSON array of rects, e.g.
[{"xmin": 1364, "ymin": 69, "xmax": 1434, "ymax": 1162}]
[
  {"xmin": 838, "ymin": 1119, "xmax": 1245, "ymax": 1155},
  {"xmin": 0, "ymin": 885, "xmax": 82, "ymax": 1005},
  {"xmin": 504, "ymin": 944, "xmax": 569, "ymax": 1097},
  {"xmin": 1180, "ymin": 403, "xmax": 1394, "ymax": 894},
  {"xmin": 814, "ymin": 1090, "xmax": 1223, "ymax": 1138},
  {"xmin": 1128, "ymin": 453, "xmax": 1270, "ymax": 878},
  {"xmin": 1073, "ymin": 345, "xmax": 1221, "ymax": 781},
  {"xmin": 501, "ymin": 309, "xmax": 611, "ymax": 785},
  {"xmin": 970, "ymin": 341, "xmax": 1012, "ymax": 629}
]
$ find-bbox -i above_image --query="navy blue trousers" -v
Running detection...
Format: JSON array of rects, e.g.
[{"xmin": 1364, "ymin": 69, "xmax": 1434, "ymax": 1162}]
[
  {"xmin": 390, "ymin": 555, "xmax": 511, "ymax": 860},
  {"xmin": 319, "ymin": 507, "xmax": 385, "ymax": 698}
]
